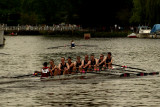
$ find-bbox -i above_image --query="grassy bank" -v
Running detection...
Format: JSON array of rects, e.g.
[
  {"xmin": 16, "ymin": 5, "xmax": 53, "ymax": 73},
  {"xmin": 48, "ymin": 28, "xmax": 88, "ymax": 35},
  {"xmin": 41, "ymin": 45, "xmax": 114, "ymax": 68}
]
[{"xmin": 4, "ymin": 30, "xmax": 128, "ymax": 38}]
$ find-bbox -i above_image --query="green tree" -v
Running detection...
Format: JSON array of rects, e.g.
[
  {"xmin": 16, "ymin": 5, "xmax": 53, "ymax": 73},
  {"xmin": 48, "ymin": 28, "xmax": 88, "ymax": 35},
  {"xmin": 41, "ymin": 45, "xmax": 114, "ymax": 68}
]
[
  {"xmin": 130, "ymin": 0, "xmax": 160, "ymax": 26},
  {"xmin": 0, "ymin": 0, "xmax": 21, "ymax": 25}
]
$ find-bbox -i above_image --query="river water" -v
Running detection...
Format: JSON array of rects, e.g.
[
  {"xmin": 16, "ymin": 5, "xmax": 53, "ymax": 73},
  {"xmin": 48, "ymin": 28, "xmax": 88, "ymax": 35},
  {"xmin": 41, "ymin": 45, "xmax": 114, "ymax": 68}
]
[{"xmin": 0, "ymin": 36, "xmax": 160, "ymax": 107}]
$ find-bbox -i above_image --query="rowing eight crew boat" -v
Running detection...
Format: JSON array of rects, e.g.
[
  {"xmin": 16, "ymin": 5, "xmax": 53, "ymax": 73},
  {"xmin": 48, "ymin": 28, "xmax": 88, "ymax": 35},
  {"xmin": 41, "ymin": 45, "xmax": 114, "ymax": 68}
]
[{"xmin": 34, "ymin": 66, "xmax": 159, "ymax": 81}]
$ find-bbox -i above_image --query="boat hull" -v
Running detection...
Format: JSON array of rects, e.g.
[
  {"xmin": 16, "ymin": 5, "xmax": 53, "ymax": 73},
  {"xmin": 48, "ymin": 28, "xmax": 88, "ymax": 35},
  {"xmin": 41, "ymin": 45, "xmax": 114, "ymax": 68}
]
[
  {"xmin": 128, "ymin": 36, "xmax": 137, "ymax": 38},
  {"xmin": 36, "ymin": 68, "xmax": 131, "ymax": 81},
  {"xmin": 34, "ymin": 67, "xmax": 159, "ymax": 81},
  {"xmin": 127, "ymin": 33, "xmax": 137, "ymax": 38}
]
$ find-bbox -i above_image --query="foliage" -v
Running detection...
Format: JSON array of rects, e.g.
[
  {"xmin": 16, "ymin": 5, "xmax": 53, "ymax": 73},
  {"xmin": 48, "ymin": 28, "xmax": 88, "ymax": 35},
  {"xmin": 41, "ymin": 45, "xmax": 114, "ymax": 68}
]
[
  {"xmin": 130, "ymin": 0, "xmax": 160, "ymax": 26},
  {"xmin": 1, "ymin": 0, "xmax": 160, "ymax": 27}
]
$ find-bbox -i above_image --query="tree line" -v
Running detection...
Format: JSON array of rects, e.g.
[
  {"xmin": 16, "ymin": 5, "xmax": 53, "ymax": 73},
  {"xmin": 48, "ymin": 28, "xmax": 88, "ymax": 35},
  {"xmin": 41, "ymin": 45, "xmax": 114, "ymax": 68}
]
[{"xmin": 0, "ymin": 0, "xmax": 159, "ymax": 28}]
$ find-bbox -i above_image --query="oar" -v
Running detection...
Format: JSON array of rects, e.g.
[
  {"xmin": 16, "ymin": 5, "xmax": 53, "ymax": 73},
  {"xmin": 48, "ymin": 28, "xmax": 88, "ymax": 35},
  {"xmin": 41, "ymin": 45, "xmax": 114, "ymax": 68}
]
[
  {"xmin": 123, "ymin": 69, "xmax": 159, "ymax": 76},
  {"xmin": 9, "ymin": 71, "xmax": 41, "ymax": 78},
  {"xmin": 80, "ymin": 68, "xmax": 159, "ymax": 77},
  {"xmin": 90, "ymin": 67, "xmax": 158, "ymax": 77},
  {"xmin": 77, "ymin": 68, "xmax": 132, "ymax": 77},
  {"xmin": 113, "ymin": 64, "xmax": 146, "ymax": 71},
  {"xmin": 76, "ymin": 45, "xmax": 98, "ymax": 47},
  {"xmin": 123, "ymin": 69, "xmax": 148, "ymax": 76},
  {"xmin": 0, "ymin": 53, "xmax": 10, "ymax": 55},
  {"xmin": 47, "ymin": 44, "xmax": 98, "ymax": 49},
  {"xmin": 11, "ymin": 74, "xmax": 34, "ymax": 78},
  {"xmin": 47, "ymin": 45, "xmax": 67, "ymax": 49}
]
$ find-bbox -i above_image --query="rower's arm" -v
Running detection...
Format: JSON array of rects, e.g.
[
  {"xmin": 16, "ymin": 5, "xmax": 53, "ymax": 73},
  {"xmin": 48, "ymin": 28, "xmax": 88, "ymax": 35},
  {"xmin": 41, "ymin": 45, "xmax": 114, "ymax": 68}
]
[
  {"xmin": 58, "ymin": 64, "xmax": 61, "ymax": 70},
  {"xmin": 74, "ymin": 62, "xmax": 76, "ymax": 67},
  {"xmin": 66, "ymin": 63, "xmax": 70, "ymax": 70},
  {"xmin": 110, "ymin": 58, "xmax": 113, "ymax": 64},
  {"xmin": 84, "ymin": 61, "xmax": 91, "ymax": 68},
  {"xmin": 104, "ymin": 57, "xmax": 107, "ymax": 65},
  {"xmin": 80, "ymin": 60, "xmax": 84, "ymax": 68},
  {"xmin": 98, "ymin": 60, "xmax": 105, "ymax": 66},
  {"xmin": 104, "ymin": 56, "xmax": 107, "ymax": 60},
  {"xmin": 54, "ymin": 65, "xmax": 57, "ymax": 70},
  {"xmin": 96, "ymin": 59, "xmax": 98, "ymax": 65},
  {"xmin": 71, "ymin": 63, "xmax": 74, "ymax": 67},
  {"xmin": 87, "ymin": 61, "xmax": 91, "ymax": 66}
]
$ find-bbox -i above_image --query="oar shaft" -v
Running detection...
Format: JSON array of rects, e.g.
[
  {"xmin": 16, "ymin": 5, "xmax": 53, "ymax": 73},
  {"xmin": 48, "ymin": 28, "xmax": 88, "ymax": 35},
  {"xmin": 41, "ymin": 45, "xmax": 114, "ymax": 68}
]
[
  {"xmin": 112, "ymin": 64, "xmax": 146, "ymax": 71},
  {"xmin": 12, "ymin": 74, "xmax": 34, "ymax": 78}
]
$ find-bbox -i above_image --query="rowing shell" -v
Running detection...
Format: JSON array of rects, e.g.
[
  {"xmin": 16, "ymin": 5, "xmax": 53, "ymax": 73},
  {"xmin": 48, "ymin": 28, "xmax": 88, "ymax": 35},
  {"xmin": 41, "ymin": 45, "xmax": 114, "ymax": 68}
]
[
  {"xmin": 40, "ymin": 73, "xmax": 97, "ymax": 81},
  {"xmin": 36, "ymin": 71, "xmax": 131, "ymax": 81},
  {"xmin": 35, "ymin": 69, "xmax": 126, "ymax": 81},
  {"xmin": 34, "ymin": 67, "xmax": 159, "ymax": 81}
]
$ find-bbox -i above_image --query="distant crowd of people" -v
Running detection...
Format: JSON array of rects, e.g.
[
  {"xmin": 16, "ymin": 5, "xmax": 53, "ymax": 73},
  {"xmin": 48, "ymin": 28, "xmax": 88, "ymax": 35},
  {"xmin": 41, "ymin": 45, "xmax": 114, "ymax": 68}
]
[{"xmin": 0, "ymin": 24, "xmax": 81, "ymax": 31}]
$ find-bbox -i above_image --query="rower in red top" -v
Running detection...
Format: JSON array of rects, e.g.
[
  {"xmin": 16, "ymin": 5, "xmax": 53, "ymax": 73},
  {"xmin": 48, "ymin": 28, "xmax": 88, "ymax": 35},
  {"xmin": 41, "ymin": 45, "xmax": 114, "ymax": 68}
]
[
  {"xmin": 81, "ymin": 55, "xmax": 91, "ymax": 72},
  {"xmin": 105, "ymin": 52, "xmax": 113, "ymax": 69},
  {"xmin": 58, "ymin": 57, "xmax": 70, "ymax": 75},
  {"xmin": 41, "ymin": 62, "xmax": 50, "ymax": 78}
]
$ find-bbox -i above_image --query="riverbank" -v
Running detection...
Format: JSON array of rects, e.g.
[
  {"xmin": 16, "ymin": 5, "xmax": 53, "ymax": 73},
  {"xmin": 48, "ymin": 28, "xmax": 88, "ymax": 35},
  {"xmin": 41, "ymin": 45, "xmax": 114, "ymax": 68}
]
[{"xmin": 4, "ymin": 30, "xmax": 129, "ymax": 38}]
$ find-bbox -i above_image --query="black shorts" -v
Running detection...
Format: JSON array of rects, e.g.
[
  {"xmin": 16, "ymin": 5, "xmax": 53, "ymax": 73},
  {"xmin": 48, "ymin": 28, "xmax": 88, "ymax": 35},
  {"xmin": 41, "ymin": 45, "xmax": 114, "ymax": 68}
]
[
  {"xmin": 68, "ymin": 69, "xmax": 73, "ymax": 74},
  {"xmin": 106, "ymin": 63, "xmax": 112, "ymax": 68},
  {"xmin": 91, "ymin": 65, "xmax": 95, "ymax": 69},
  {"xmin": 99, "ymin": 66, "xmax": 103, "ymax": 70},
  {"xmin": 83, "ymin": 66, "xmax": 89, "ymax": 71},
  {"xmin": 60, "ymin": 70, "xmax": 64, "ymax": 75}
]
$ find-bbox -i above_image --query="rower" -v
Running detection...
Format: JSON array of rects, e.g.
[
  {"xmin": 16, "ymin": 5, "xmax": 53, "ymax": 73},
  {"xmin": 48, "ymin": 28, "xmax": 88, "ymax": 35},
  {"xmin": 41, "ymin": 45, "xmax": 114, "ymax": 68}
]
[
  {"xmin": 105, "ymin": 52, "xmax": 113, "ymax": 69},
  {"xmin": 74, "ymin": 56, "xmax": 82, "ymax": 72},
  {"xmin": 49, "ymin": 59, "xmax": 59, "ymax": 76},
  {"xmin": 71, "ymin": 40, "xmax": 75, "ymax": 48},
  {"xmin": 97, "ymin": 54, "xmax": 105, "ymax": 71},
  {"xmin": 81, "ymin": 55, "xmax": 91, "ymax": 72},
  {"xmin": 41, "ymin": 62, "xmax": 50, "ymax": 78},
  {"xmin": 58, "ymin": 57, "xmax": 70, "ymax": 75},
  {"xmin": 67, "ymin": 57, "xmax": 75, "ymax": 74},
  {"xmin": 89, "ymin": 54, "xmax": 97, "ymax": 71}
]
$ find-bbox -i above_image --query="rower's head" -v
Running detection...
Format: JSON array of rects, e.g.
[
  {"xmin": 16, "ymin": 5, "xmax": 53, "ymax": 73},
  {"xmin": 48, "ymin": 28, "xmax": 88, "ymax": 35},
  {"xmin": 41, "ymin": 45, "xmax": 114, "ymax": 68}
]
[
  {"xmin": 90, "ymin": 54, "xmax": 94, "ymax": 60},
  {"xmin": 77, "ymin": 56, "xmax": 81, "ymax": 61},
  {"xmin": 85, "ymin": 54, "xmax": 89, "ymax": 60},
  {"xmin": 61, "ymin": 57, "xmax": 65, "ymax": 63},
  {"xmin": 107, "ymin": 52, "xmax": 112, "ymax": 58},
  {"xmin": 100, "ymin": 54, "xmax": 104, "ymax": 60},
  {"xmin": 49, "ymin": 59, "xmax": 54, "ymax": 65},
  {"xmin": 68, "ymin": 57, "xmax": 72, "ymax": 62},
  {"xmin": 43, "ymin": 62, "xmax": 48, "ymax": 67}
]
